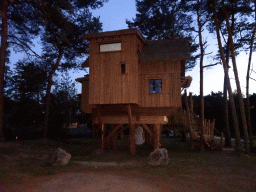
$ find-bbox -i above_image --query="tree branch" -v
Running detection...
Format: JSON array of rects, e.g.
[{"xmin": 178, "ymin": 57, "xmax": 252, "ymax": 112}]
[
  {"xmin": 203, "ymin": 51, "xmax": 213, "ymax": 56},
  {"xmin": 8, "ymin": 41, "xmax": 41, "ymax": 58},
  {"xmin": 203, "ymin": 62, "xmax": 221, "ymax": 68},
  {"xmin": 249, "ymin": 77, "xmax": 256, "ymax": 81},
  {"xmin": 8, "ymin": 35, "xmax": 41, "ymax": 58}
]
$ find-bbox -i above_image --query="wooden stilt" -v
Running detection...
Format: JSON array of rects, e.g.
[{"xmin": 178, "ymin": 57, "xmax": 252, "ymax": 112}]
[
  {"xmin": 100, "ymin": 124, "xmax": 105, "ymax": 150},
  {"xmin": 144, "ymin": 130, "xmax": 150, "ymax": 145},
  {"xmin": 119, "ymin": 130, "xmax": 124, "ymax": 139},
  {"xmin": 105, "ymin": 124, "xmax": 123, "ymax": 141},
  {"xmin": 141, "ymin": 124, "xmax": 153, "ymax": 137},
  {"xmin": 152, "ymin": 124, "xmax": 161, "ymax": 150},
  {"xmin": 127, "ymin": 105, "xmax": 136, "ymax": 155},
  {"xmin": 141, "ymin": 124, "xmax": 152, "ymax": 145},
  {"xmin": 110, "ymin": 124, "xmax": 117, "ymax": 149},
  {"xmin": 97, "ymin": 107, "xmax": 105, "ymax": 150},
  {"xmin": 184, "ymin": 90, "xmax": 195, "ymax": 149}
]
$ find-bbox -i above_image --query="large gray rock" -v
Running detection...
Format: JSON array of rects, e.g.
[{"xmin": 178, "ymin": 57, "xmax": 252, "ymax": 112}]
[
  {"xmin": 48, "ymin": 148, "xmax": 71, "ymax": 166},
  {"xmin": 148, "ymin": 148, "xmax": 169, "ymax": 166}
]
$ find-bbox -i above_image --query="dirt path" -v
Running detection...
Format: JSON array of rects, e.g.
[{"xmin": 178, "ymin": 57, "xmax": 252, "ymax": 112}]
[
  {"xmin": 1, "ymin": 139, "xmax": 256, "ymax": 192},
  {"xmin": 0, "ymin": 170, "xmax": 213, "ymax": 192}
]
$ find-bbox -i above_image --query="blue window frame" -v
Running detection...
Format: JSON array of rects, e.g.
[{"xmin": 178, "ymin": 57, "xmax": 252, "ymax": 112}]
[{"xmin": 149, "ymin": 79, "xmax": 162, "ymax": 93}]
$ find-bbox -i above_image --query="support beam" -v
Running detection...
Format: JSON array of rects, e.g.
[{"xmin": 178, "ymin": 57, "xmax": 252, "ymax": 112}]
[
  {"xmin": 141, "ymin": 124, "xmax": 153, "ymax": 137},
  {"xmin": 152, "ymin": 124, "xmax": 161, "ymax": 150},
  {"xmin": 94, "ymin": 115, "xmax": 168, "ymax": 124},
  {"xmin": 100, "ymin": 124, "xmax": 105, "ymax": 150},
  {"xmin": 105, "ymin": 124, "xmax": 123, "ymax": 141},
  {"xmin": 144, "ymin": 129, "xmax": 151, "ymax": 145},
  {"xmin": 115, "ymin": 124, "xmax": 129, "ymax": 137},
  {"xmin": 129, "ymin": 124, "xmax": 136, "ymax": 155},
  {"xmin": 97, "ymin": 107, "xmax": 105, "ymax": 150},
  {"xmin": 128, "ymin": 105, "xmax": 136, "ymax": 155},
  {"xmin": 109, "ymin": 124, "xmax": 117, "ymax": 149}
]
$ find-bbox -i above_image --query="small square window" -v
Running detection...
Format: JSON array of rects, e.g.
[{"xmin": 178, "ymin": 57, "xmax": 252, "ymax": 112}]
[
  {"xmin": 149, "ymin": 79, "xmax": 162, "ymax": 93},
  {"xmin": 121, "ymin": 64, "xmax": 126, "ymax": 74}
]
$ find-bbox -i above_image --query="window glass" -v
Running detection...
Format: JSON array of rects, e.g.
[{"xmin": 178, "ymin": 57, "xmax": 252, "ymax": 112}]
[
  {"xmin": 121, "ymin": 64, "xmax": 126, "ymax": 74},
  {"xmin": 149, "ymin": 79, "xmax": 162, "ymax": 93},
  {"xmin": 100, "ymin": 43, "xmax": 121, "ymax": 52}
]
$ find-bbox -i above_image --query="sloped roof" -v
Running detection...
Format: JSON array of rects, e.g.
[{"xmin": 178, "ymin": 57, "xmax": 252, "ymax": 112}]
[{"xmin": 140, "ymin": 39, "xmax": 190, "ymax": 62}]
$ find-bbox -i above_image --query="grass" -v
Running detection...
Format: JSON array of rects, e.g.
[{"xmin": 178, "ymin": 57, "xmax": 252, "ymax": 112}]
[{"xmin": 1, "ymin": 136, "xmax": 256, "ymax": 191}]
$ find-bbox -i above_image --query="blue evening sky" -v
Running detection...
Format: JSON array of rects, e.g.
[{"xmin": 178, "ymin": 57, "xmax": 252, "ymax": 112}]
[
  {"xmin": 86, "ymin": 0, "xmax": 256, "ymax": 96},
  {"xmin": 9, "ymin": 0, "xmax": 256, "ymax": 96}
]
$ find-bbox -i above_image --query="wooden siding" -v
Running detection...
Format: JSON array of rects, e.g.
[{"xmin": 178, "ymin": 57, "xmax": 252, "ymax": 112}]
[
  {"xmin": 79, "ymin": 76, "xmax": 91, "ymax": 114},
  {"xmin": 139, "ymin": 60, "xmax": 181, "ymax": 108},
  {"xmin": 89, "ymin": 34, "xmax": 141, "ymax": 105}
]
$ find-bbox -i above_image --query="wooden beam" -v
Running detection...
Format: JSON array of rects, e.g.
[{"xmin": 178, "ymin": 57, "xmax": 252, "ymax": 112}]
[
  {"xmin": 128, "ymin": 105, "xmax": 136, "ymax": 155},
  {"xmin": 109, "ymin": 124, "xmax": 117, "ymax": 149},
  {"xmin": 152, "ymin": 124, "xmax": 161, "ymax": 150},
  {"xmin": 105, "ymin": 124, "xmax": 123, "ymax": 141},
  {"xmin": 115, "ymin": 124, "xmax": 129, "ymax": 137},
  {"xmin": 100, "ymin": 124, "xmax": 105, "ymax": 150},
  {"xmin": 97, "ymin": 107, "xmax": 105, "ymax": 150},
  {"xmin": 94, "ymin": 115, "xmax": 168, "ymax": 124},
  {"xmin": 141, "ymin": 124, "xmax": 153, "ymax": 137}
]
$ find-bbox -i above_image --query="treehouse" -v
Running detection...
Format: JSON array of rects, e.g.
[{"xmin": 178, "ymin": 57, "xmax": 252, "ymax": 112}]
[{"xmin": 76, "ymin": 28, "xmax": 191, "ymax": 154}]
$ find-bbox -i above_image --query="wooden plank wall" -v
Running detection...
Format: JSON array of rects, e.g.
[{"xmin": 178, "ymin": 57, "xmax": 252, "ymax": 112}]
[
  {"xmin": 139, "ymin": 60, "xmax": 181, "ymax": 108},
  {"xmin": 89, "ymin": 34, "xmax": 142, "ymax": 105},
  {"xmin": 80, "ymin": 76, "xmax": 92, "ymax": 114}
]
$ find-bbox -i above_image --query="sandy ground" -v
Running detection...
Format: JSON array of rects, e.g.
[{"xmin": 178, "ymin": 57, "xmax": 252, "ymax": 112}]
[{"xmin": 1, "ymin": 139, "xmax": 256, "ymax": 192}]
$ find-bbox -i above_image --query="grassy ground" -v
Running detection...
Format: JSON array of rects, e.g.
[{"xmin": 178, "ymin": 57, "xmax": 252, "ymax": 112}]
[{"xmin": 1, "ymin": 137, "xmax": 256, "ymax": 191}]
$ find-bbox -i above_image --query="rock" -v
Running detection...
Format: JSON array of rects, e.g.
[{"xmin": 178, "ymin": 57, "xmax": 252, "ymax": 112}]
[
  {"xmin": 148, "ymin": 148, "xmax": 169, "ymax": 166},
  {"xmin": 48, "ymin": 148, "xmax": 71, "ymax": 166}
]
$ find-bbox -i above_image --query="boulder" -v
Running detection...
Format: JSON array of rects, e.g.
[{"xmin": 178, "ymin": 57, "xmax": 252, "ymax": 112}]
[
  {"xmin": 148, "ymin": 148, "xmax": 169, "ymax": 166},
  {"xmin": 48, "ymin": 148, "xmax": 71, "ymax": 166}
]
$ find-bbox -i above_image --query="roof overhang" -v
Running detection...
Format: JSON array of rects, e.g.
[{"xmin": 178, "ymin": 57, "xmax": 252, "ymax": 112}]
[{"xmin": 84, "ymin": 28, "xmax": 146, "ymax": 44}]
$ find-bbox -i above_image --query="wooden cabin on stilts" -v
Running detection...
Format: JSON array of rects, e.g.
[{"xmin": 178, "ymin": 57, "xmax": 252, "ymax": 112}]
[{"xmin": 76, "ymin": 29, "xmax": 192, "ymax": 155}]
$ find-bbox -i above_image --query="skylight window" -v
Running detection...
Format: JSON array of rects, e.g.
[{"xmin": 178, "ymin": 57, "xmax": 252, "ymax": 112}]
[{"xmin": 100, "ymin": 43, "xmax": 121, "ymax": 52}]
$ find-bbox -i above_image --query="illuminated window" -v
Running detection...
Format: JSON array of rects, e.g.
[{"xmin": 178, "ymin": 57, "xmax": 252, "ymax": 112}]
[
  {"xmin": 149, "ymin": 79, "xmax": 162, "ymax": 93},
  {"xmin": 100, "ymin": 43, "xmax": 121, "ymax": 52}
]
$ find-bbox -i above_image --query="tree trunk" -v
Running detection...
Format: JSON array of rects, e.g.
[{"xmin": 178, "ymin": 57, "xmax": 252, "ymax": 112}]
[
  {"xmin": 245, "ymin": 0, "xmax": 256, "ymax": 150},
  {"xmin": 213, "ymin": 0, "xmax": 242, "ymax": 151},
  {"xmin": 0, "ymin": 0, "xmax": 8, "ymax": 138},
  {"xmin": 43, "ymin": 53, "xmax": 63, "ymax": 138},
  {"xmin": 197, "ymin": 7, "xmax": 205, "ymax": 151},
  {"xmin": 223, "ymin": 73, "xmax": 232, "ymax": 147},
  {"xmin": 222, "ymin": 3, "xmax": 250, "ymax": 154},
  {"xmin": 223, "ymin": 37, "xmax": 232, "ymax": 147}
]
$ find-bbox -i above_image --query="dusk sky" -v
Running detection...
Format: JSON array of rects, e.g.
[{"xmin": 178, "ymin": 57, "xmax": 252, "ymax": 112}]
[
  {"xmin": 87, "ymin": 0, "xmax": 256, "ymax": 96},
  {"xmin": 9, "ymin": 0, "xmax": 256, "ymax": 96}
]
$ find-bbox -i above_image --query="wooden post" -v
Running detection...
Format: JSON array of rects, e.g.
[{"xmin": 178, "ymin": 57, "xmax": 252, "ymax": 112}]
[
  {"xmin": 100, "ymin": 124, "xmax": 105, "ymax": 150},
  {"xmin": 127, "ymin": 105, "xmax": 136, "ymax": 155},
  {"xmin": 145, "ymin": 130, "xmax": 150, "ymax": 145},
  {"xmin": 152, "ymin": 124, "xmax": 161, "ymax": 150},
  {"xmin": 119, "ymin": 125, "xmax": 124, "ymax": 139},
  {"xmin": 97, "ymin": 107, "xmax": 105, "ymax": 150},
  {"xmin": 184, "ymin": 90, "xmax": 194, "ymax": 149},
  {"xmin": 189, "ymin": 92, "xmax": 193, "ymax": 112},
  {"xmin": 142, "ymin": 124, "xmax": 152, "ymax": 146},
  {"xmin": 110, "ymin": 124, "xmax": 117, "ymax": 149}
]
